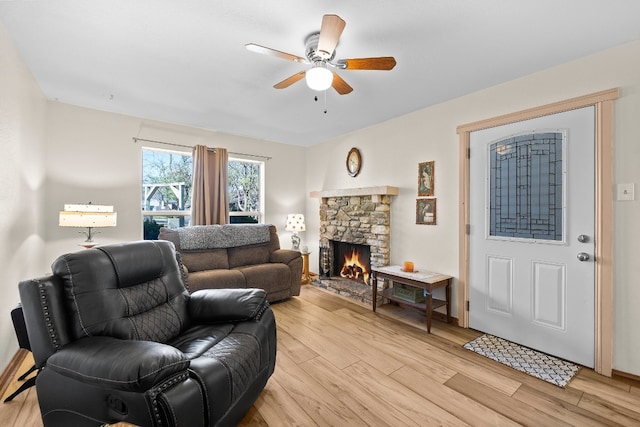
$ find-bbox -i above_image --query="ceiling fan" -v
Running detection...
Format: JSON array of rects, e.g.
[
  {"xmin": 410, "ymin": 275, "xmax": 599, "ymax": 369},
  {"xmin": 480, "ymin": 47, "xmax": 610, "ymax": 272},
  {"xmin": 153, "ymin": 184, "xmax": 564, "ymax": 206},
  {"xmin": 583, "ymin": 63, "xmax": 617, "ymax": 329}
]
[{"xmin": 245, "ymin": 14, "xmax": 396, "ymax": 95}]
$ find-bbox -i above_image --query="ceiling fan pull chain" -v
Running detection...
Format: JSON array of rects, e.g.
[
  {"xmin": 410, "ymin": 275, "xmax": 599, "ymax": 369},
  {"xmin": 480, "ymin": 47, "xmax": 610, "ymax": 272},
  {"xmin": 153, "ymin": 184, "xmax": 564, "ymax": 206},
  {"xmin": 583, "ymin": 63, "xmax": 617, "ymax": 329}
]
[{"xmin": 324, "ymin": 90, "xmax": 328, "ymax": 114}]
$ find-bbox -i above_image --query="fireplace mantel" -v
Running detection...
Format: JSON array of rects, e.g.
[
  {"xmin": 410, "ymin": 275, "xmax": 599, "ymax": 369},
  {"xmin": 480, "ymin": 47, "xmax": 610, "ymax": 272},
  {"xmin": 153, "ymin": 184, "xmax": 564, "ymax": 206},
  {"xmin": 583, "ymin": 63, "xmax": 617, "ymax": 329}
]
[{"xmin": 310, "ymin": 186, "xmax": 398, "ymax": 202}]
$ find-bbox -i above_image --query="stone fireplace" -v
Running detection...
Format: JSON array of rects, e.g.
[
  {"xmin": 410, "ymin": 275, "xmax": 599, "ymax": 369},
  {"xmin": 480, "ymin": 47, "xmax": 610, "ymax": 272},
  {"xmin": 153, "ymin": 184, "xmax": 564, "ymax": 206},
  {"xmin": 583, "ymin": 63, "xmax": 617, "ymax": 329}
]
[{"xmin": 310, "ymin": 186, "xmax": 399, "ymax": 305}]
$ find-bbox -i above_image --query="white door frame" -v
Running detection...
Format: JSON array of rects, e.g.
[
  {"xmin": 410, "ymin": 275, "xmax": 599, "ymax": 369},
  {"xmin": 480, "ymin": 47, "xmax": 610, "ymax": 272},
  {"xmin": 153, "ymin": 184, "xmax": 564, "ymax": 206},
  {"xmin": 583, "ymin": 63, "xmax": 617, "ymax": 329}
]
[{"xmin": 457, "ymin": 89, "xmax": 618, "ymax": 376}]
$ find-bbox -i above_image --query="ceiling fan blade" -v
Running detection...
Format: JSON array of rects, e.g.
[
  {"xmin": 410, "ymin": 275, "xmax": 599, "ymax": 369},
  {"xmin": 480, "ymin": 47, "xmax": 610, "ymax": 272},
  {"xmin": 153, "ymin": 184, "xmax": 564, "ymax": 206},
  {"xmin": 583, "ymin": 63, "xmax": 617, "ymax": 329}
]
[
  {"xmin": 332, "ymin": 72, "xmax": 353, "ymax": 95},
  {"xmin": 245, "ymin": 43, "xmax": 307, "ymax": 63},
  {"xmin": 342, "ymin": 57, "xmax": 397, "ymax": 70},
  {"xmin": 274, "ymin": 71, "xmax": 306, "ymax": 89},
  {"xmin": 317, "ymin": 14, "xmax": 346, "ymax": 59}
]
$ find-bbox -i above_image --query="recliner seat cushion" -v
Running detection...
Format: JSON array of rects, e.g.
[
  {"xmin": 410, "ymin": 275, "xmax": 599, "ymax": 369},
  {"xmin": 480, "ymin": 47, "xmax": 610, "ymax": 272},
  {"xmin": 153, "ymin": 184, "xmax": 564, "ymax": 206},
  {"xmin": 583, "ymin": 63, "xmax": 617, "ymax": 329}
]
[{"xmin": 46, "ymin": 336, "xmax": 189, "ymax": 392}]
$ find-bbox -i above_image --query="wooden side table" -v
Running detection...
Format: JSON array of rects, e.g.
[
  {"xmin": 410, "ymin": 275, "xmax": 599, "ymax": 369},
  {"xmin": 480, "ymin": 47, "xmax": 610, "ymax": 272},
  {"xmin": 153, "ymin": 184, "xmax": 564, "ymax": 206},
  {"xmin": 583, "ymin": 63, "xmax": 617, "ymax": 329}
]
[
  {"xmin": 301, "ymin": 251, "xmax": 311, "ymax": 284},
  {"xmin": 371, "ymin": 265, "xmax": 452, "ymax": 333}
]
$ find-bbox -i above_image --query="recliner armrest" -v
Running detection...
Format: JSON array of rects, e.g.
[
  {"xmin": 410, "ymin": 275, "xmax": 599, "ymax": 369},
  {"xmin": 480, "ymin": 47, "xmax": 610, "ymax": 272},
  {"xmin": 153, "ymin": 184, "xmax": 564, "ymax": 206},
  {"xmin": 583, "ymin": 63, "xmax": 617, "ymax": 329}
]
[
  {"xmin": 46, "ymin": 336, "xmax": 189, "ymax": 392},
  {"xmin": 189, "ymin": 288, "xmax": 268, "ymax": 323},
  {"xmin": 270, "ymin": 248, "xmax": 301, "ymax": 264}
]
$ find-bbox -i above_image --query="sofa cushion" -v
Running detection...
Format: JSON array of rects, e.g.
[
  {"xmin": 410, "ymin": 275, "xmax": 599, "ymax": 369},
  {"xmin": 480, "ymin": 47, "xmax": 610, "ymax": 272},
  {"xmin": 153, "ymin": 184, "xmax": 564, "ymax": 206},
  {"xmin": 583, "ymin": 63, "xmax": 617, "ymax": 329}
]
[
  {"xmin": 227, "ymin": 244, "xmax": 271, "ymax": 268},
  {"xmin": 187, "ymin": 269, "xmax": 246, "ymax": 292},
  {"xmin": 237, "ymin": 264, "xmax": 292, "ymax": 293},
  {"xmin": 180, "ymin": 249, "xmax": 229, "ymax": 272},
  {"xmin": 158, "ymin": 227, "xmax": 181, "ymax": 248}
]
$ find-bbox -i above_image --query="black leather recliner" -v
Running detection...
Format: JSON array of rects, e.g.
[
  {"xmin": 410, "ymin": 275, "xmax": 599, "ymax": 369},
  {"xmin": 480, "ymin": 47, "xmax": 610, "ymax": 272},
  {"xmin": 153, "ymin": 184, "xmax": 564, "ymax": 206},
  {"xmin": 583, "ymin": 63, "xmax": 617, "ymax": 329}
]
[{"xmin": 18, "ymin": 240, "xmax": 277, "ymax": 426}]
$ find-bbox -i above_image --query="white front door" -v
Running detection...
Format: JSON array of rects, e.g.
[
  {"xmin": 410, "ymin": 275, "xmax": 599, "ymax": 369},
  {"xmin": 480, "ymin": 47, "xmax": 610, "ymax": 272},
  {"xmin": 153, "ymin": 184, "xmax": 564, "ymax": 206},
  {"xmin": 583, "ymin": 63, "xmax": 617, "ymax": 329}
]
[{"xmin": 469, "ymin": 106, "xmax": 595, "ymax": 367}]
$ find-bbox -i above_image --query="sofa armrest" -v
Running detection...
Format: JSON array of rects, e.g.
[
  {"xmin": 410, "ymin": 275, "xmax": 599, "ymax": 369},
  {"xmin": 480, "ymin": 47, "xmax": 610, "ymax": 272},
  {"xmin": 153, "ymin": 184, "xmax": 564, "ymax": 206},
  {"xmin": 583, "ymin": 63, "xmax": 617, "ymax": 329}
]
[
  {"xmin": 46, "ymin": 336, "xmax": 189, "ymax": 392},
  {"xmin": 189, "ymin": 288, "xmax": 269, "ymax": 323},
  {"xmin": 270, "ymin": 248, "xmax": 301, "ymax": 264}
]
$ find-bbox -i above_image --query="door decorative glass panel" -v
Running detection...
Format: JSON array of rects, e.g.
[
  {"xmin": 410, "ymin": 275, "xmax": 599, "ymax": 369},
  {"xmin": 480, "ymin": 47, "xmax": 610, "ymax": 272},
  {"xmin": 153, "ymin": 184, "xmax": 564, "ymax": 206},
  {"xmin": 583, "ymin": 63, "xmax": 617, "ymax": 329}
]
[{"xmin": 489, "ymin": 131, "xmax": 564, "ymax": 241}]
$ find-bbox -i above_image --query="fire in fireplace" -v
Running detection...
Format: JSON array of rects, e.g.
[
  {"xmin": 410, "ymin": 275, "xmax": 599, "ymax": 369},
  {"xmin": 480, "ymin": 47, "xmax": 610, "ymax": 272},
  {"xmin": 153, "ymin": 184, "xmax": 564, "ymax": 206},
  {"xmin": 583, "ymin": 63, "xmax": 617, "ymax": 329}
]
[
  {"xmin": 332, "ymin": 241, "xmax": 371, "ymax": 285},
  {"xmin": 340, "ymin": 249, "xmax": 369, "ymax": 284}
]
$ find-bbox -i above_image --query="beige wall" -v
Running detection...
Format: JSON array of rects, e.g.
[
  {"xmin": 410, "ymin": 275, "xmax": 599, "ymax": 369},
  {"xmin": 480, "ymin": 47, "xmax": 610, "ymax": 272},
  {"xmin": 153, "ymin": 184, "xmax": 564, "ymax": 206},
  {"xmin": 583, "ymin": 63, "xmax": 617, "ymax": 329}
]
[
  {"xmin": 0, "ymin": 25, "xmax": 47, "ymax": 369},
  {"xmin": 306, "ymin": 40, "xmax": 640, "ymax": 377}
]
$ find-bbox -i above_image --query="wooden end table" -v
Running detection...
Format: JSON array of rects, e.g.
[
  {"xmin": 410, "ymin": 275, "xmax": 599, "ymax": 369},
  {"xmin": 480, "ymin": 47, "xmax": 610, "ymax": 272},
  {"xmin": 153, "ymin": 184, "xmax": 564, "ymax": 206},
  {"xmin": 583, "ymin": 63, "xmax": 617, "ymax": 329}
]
[
  {"xmin": 301, "ymin": 252, "xmax": 311, "ymax": 284},
  {"xmin": 371, "ymin": 265, "xmax": 452, "ymax": 333}
]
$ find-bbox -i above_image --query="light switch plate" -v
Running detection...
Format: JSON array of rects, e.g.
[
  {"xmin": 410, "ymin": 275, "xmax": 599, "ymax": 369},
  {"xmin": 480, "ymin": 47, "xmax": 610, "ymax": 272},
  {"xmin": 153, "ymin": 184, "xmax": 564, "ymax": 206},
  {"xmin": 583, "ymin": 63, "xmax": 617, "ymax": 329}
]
[{"xmin": 617, "ymin": 183, "xmax": 635, "ymax": 201}]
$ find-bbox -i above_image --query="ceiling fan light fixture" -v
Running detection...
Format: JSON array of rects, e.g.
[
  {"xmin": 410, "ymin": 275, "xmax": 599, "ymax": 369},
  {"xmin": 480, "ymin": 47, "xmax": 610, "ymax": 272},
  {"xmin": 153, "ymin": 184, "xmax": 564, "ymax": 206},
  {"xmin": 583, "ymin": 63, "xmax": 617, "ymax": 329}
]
[{"xmin": 305, "ymin": 65, "xmax": 333, "ymax": 91}]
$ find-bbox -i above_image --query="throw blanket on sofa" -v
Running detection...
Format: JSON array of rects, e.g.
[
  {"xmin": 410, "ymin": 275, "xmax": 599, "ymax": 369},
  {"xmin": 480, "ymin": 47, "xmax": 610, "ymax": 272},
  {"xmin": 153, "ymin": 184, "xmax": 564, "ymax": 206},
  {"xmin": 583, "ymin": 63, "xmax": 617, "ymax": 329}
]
[{"xmin": 177, "ymin": 224, "xmax": 272, "ymax": 250}]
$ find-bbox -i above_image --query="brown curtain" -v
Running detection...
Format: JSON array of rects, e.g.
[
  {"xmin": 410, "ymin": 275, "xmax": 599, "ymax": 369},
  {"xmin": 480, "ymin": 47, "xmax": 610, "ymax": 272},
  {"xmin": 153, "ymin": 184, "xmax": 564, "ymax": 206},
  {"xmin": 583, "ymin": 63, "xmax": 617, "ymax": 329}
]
[{"xmin": 191, "ymin": 145, "xmax": 229, "ymax": 225}]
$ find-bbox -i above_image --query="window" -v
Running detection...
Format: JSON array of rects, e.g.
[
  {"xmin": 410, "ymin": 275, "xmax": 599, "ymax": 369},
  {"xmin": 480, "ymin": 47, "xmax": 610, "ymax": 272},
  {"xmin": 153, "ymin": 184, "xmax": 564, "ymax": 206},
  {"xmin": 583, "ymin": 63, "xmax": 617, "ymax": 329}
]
[
  {"xmin": 142, "ymin": 148, "xmax": 264, "ymax": 239},
  {"xmin": 488, "ymin": 132, "xmax": 564, "ymax": 241},
  {"xmin": 142, "ymin": 148, "xmax": 192, "ymax": 239},
  {"xmin": 228, "ymin": 159, "xmax": 264, "ymax": 224}
]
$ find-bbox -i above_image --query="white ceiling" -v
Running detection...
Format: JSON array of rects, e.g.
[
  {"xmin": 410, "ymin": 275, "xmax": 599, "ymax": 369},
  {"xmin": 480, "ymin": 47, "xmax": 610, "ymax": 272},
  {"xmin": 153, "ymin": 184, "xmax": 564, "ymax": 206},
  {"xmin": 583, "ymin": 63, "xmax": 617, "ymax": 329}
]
[{"xmin": 1, "ymin": 1, "xmax": 639, "ymax": 147}]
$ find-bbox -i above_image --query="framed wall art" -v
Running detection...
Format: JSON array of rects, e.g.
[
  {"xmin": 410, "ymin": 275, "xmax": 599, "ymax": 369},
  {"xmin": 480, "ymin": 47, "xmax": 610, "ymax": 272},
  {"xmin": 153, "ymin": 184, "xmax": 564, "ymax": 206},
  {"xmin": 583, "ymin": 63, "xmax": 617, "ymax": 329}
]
[
  {"xmin": 418, "ymin": 161, "xmax": 434, "ymax": 196},
  {"xmin": 416, "ymin": 198, "xmax": 436, "ymax": 225}
]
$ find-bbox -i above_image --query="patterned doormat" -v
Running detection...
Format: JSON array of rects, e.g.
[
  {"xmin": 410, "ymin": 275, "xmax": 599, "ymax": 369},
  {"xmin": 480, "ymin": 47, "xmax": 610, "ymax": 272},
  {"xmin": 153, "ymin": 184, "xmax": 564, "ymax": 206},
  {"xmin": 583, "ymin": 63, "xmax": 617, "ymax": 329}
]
[{"xmin": 463, "ymin": 334, "xmax": 580, "ymax": 387}]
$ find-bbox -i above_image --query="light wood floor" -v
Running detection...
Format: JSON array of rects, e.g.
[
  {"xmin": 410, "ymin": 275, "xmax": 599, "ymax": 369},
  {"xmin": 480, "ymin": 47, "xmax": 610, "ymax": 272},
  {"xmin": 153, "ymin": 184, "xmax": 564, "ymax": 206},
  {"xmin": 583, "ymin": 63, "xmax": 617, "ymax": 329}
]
[{"xmin": 2, "ymin": 284, "xmax": 640, "ymax": 426}]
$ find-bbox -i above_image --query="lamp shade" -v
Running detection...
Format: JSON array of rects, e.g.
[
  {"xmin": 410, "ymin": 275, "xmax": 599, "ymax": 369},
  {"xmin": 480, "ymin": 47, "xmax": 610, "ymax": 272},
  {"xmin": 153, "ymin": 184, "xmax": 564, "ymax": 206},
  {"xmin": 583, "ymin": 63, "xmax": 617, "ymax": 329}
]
[
  {"xmin": 305, "ymin": 66, "xmax": 333, "ymax": 91},
  {"xmin": 59, "ymin": 204, "xmax": 117, "ymax": 228},
  {"xmin": 285, "ymin": 214, "xmax": 305, "ymax": 232}
]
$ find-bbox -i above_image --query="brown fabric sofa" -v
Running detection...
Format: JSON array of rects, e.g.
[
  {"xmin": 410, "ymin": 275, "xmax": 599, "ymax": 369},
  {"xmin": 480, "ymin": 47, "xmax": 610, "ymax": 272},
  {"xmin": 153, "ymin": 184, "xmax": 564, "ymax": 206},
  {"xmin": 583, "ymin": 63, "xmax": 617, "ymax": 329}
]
[{"xmin": 159, "ymin": 224, "xmax": 302, "ymax": 302}]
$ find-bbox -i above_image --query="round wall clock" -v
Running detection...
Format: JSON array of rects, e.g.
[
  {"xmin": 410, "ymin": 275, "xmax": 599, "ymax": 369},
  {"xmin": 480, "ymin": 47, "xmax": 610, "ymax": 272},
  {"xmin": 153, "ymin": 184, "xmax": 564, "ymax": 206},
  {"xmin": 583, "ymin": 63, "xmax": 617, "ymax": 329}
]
[{"xmin": 346, "ymin": 147, "xmax": 362, "ymax": 177}]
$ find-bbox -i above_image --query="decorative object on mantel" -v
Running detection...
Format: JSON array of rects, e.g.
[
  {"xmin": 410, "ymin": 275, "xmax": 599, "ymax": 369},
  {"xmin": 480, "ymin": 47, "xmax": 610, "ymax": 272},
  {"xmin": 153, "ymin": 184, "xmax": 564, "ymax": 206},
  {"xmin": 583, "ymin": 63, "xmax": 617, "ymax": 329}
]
[
  {"xmin": 416, "ymin": 198, "xmax": 436, "ymax": 225},
  {"xmin": 59, "ymin": 203, "xmax": 117, "ymax": 248},
  {"xmin": 285, "ymin": 213, "xmax": 305, "ymax": 251},
  {"xmin": 418, "ymin": 161, "xmax": 434, "ymax": 196},
  {"xmin": 346, "ymin": 147, "xmax": 362, "ymax": 177}
]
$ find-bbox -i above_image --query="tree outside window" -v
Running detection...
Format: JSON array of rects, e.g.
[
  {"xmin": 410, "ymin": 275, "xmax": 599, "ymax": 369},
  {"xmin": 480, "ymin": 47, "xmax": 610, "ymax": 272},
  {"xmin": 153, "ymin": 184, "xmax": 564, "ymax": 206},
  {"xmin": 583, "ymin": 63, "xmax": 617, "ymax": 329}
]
[
  {"xmin": 142, "ymin": 150, "xmax": 192, "ymax": 212},
  {"xmin": 228, "ymin": 160, "xmax": 262, "ymax": 224}
]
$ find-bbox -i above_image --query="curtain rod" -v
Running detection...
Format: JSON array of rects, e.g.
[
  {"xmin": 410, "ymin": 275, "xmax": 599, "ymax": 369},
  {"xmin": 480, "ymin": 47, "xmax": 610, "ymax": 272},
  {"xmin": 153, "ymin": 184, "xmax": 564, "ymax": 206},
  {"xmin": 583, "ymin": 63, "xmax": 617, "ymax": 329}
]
[{"xmin": 132, "ymin": 137, "xmax": 272, "ymax": 160}]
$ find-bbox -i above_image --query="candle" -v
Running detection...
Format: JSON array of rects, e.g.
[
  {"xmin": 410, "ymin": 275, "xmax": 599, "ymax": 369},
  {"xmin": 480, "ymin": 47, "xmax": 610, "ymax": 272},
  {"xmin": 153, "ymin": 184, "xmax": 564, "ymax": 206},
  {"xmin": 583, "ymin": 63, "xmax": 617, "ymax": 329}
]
[{"xmin": 403, "ymin": 261, "xmax": 414, "ymax": 272}]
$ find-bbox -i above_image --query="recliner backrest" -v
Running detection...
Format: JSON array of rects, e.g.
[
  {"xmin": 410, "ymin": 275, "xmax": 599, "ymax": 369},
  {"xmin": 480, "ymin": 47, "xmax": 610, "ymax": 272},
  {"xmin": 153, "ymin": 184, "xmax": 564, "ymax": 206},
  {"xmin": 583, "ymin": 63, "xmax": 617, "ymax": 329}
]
[{"xmin": 51, "ymin": 240, "xmax": 190, "ymax": 343}]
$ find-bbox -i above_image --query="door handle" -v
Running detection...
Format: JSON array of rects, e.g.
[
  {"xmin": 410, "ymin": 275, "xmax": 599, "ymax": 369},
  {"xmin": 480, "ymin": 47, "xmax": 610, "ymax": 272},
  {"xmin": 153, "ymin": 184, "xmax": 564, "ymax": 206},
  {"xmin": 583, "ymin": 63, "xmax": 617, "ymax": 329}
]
[{"xmin": 577, "ymin": 252, "xmax": 590, "ymax": 262}]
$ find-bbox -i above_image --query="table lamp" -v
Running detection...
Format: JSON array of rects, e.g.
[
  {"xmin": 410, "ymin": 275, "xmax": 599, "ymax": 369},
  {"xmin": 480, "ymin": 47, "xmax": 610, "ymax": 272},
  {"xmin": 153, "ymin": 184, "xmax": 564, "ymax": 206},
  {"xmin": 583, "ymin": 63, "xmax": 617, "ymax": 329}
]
[
  {"xmin": 285, "ymin": 213, "xmax": 305, "ymax": 251},
  {"xmin": 59, "ymin": 203, "xmax": 117, "ymax": 248}
]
